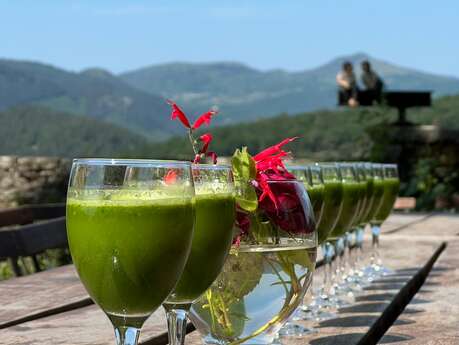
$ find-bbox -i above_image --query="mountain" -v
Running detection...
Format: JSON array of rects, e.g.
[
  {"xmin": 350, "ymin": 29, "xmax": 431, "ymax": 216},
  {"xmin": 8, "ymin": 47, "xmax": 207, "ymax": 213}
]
[
  {"xmin": 0, "ymin": 59, "xmax": 175, "ymax": 139},
  {"xmin": 121, "ymin": 53, "xmax": 459, "ymax": 124},
  {"xmin": 150, "ymin": 93, "xmax": 459, "ymax": 161},
  {"xmin": 0, "ymin": 106, "xmax": 154, "ymax": 157}
]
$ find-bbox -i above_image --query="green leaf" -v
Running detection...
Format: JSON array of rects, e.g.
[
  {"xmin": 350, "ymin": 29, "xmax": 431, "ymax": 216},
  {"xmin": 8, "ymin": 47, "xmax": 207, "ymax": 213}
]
[
  {"xmin": 235, "ymin": 183, "xmax": 258, "ymax": 212},
  {"xmin": 232, "ymin": 147, "xmax": 257, "ymax": 181},
  {"xmin": 232, "ymin": 147, "xmax": 258, "ymax": 212}
]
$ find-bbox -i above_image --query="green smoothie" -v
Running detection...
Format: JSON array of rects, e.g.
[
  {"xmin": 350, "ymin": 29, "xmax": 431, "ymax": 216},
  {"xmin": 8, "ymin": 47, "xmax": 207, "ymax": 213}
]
[
  {"xmin": 316, "ymin": 181, "xmax": 343, "ymax": 244},
  {"xmin": 305, "ymin": 184, "xmax": 325, "ymax": 229},
  {"xmin": 373, "ymin": 178, "xmax": 400, "ymax": 225},
  {"xmin": 66, "ymin": 193, "xmax": 194, "ymax": 318},
  {"xmin": 330, "ymin": 182, "xmax": 362, "ymax": 238},
  {"xmin": 359, "ymin": 178, "xmax": 374, "ymax": 225},
  {"xmin": 352, "ymin": 181, "xmax": 368, "ymax": 227},
  {"xmin": 166, "ymin": 193, "xmax": 236, "ymax": 304},
  {"xmin": 366, "ymin": 178, "xmax": 385, "ymax": 223}
]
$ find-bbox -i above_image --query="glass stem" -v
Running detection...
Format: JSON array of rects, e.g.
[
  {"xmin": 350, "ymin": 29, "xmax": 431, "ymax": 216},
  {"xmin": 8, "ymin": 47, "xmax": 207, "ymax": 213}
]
[
  {"xmin": 320, "ymin": 242, "xmax": 332, "ymax": 298},
  {"xmin": 344, "ymin": 232, "xmax": 353, "ymax": 279},
  {"xmin": 333, "ymin": 240, "xmax": 343, "ymax": 287},
  {"xmin": 114, "ymin": 326, "xmax": 141, "ymax": 345},
  {"xmin": 164, "ymin": 305, "xmax": 189, "ymax": 345},
  {"xmin": 354, "ymin": 227, "xmax": 364, "ymax": 276},
  {"xmin": 371, "ymin": 225, "xmax": 381, "ymax": 268}
]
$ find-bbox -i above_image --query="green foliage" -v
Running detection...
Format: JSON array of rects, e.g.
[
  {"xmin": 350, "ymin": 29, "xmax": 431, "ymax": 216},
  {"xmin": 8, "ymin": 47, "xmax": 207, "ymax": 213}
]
[
  {"xmin": 152, "ymin": 94, "xmax": 459, "ymax": 162},
  {"xmin": 411, "ymin": 158, "xmax": 459, "ymax": 211},
  {"xmin": 0, "ymin": 59, "xmax": 176, "ymax": 139},
  {"xmin": 231, "ymin": 147, "xmax": 258, "ymax": 212},
  {"xmin": 0, "ymin": 106, "xmax": 156, "ymax": 158}
]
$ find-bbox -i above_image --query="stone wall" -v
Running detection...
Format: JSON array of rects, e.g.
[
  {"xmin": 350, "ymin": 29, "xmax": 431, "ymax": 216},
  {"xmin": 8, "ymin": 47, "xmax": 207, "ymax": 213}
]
[{"xmin": 0, "ymin": 156, "xmax": 71, "ymax": 208}]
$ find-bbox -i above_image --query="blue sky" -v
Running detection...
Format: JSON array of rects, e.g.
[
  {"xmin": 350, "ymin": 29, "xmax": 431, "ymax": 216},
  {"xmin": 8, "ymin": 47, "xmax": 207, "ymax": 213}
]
[{"xmin": 1, "ymin": 0, "xmax": 458, "ymax": 77}]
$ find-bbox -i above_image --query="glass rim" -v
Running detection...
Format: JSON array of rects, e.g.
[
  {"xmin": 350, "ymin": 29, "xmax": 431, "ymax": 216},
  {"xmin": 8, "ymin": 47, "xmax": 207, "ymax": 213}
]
[
  {"xmin": 191, "ymin": 163, "xmax": 232, "ymax": 171},
  {"xmin": 286, "ymin": 165, "xmax": 308, "ymax": 171},
  {"xmin": 265, "ymin": 179, "xmax": 304, "ymax": 184},
  {"xmin": 72, "ymin": 158, "xmax": 191, "ymax": 167}
]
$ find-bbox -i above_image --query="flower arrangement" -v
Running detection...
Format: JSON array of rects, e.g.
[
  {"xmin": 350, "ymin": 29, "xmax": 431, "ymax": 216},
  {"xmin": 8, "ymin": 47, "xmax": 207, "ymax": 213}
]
[{"xmin": 167, "ymin": 101, "xmax": 315, "ymax": 242}]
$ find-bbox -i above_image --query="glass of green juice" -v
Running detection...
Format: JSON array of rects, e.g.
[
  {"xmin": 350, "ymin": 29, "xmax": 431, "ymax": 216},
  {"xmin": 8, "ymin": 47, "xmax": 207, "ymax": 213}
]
[
  {"xmin": 348, "ymin": 162, "xmax": 375, "ymax": 288},
  {"xmin": 66, "ymin": 159, "xmax": 195, "ymax": 345},
  {"xmin": 163, "ymin": 164, "xmax": 236, "ymax": 345},
  {"xmin": 189, "ymin": 180, "xmax": 317, "ymax": 345},
  {"xmin": 360, "ymin": 163, "xmax": 385, "ymax": 281},
  {"xmin": 339, "ymin": 162, "xmax": 369, "ymax": 293},
  {"xmin": 279, "ymin": 164, "xmax": 325, "ymax": 337},
  {"xmin": 368, "ymin": 163, "xmax": 400, "ymax": 277},
  {"xmin": 311, "ymin": 163, "xmax": 344, "ymax": 321},
  {"xmin": 328, "ymin": 163, "xmax": 362, "ymax": 307}
]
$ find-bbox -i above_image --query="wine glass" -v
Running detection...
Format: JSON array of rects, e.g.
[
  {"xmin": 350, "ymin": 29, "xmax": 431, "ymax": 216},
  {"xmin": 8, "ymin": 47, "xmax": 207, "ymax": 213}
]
[
  {"xmin": 189, "ymin": 180, "xmax": 317, "ymax": 345},
  {"xmin": 349, "ymin": 162, "xmax": 375, "ymax": 288},
  {"xmin": 279, "ymin": 164, "xmax": 325, "ymax": 336},
  {"xmin": 328, "ymin": 163, "xmax": 362, "ymax": 307},
  {"xmin": 312, "ymin": 162, "xmax": 344, "ymax": 321},
  {"xmin": 362, "ymin": 163, "xmax": 385, "ymax": 280},
  {"xmin": 368, "ymin": 163, "xmax": 400, "ymax": 277},
  {"xmin": 163, "ymin": 164, "xmax": 236, "ymax": 345},
  {"xmin": 66, "ymin": 159, "xmax": 195, "ymax": 345}
]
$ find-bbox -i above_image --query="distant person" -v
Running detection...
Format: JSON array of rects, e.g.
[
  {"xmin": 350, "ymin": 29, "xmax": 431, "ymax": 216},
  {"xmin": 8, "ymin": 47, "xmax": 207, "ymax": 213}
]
[
  {"xmin": 361, "ymin": 60, "xmax": 384, "ymax": 103},
  {"xmin": 336, "ymin": 61, "xmax": 359, "ymax": 107}
]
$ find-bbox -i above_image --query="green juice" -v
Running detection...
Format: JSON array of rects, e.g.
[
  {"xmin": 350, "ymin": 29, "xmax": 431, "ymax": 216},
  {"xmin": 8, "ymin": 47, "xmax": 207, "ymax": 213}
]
[
  {"xmin": 304, "ymin": 184, "xmax": 325, "ymax": 229},
  {"xmin": 316, "ymin": 181, "xmax": 343, "ymax": 244},
  {"xmin": 366, "ymin": 178, "xmax": 385, "ymax": 223},
  {"xmin": 66, "ymin": 194, "xmax": 194, "ymax": 318},
  {"xmin": 359, "ymin": 178, "xmax": 375, "ymax": 225},
  {"xmin": 167, "ymin": 193, "xmax": 236, "ymax": 304},
  {"xmin": 373, "ymin": 178, "xmax": 400, "ymax": 225},
  {"xmin": 330, "ymin": 182, "xmax": 362, "ymax": 238},
  {"xmin": 352, "ymin": 181, "xmax": 368, "ymax": 227}
]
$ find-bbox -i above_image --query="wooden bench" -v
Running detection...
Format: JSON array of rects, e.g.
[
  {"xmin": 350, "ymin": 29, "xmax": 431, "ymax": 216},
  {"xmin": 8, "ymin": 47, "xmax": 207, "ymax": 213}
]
[
  {"xmin": 393, "ymin": 197, "xmax": 416, "ymax": 212},
  {"xmin": 0, "ymin": 213, "xmax": 458, "ymax": 344},
  {"xmin": 0, "ymin": 204, "xmax": 68, "ymax": 277}
]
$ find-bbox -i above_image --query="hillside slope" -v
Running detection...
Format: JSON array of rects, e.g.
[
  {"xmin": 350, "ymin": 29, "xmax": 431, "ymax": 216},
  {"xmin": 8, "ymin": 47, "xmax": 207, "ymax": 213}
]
[
  {"xmin": 121, "ymin": 53, "xmax": 459, "ymax": 124},
  {"xmin": 0, "ymin": 106, "xmax": 154, "ymax": 157},
  {"xmin": 151, "ymin": 94, "xmax": 459, "ymax": 161},
  {"xmin": 0, "ymin": 59, "xmax": 174, "ymax": 139}
]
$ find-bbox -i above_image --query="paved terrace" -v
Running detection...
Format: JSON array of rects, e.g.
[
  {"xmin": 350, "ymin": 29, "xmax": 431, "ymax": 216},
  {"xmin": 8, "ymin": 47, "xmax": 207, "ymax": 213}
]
[{"xmin": 0, "ymin": 213, "xmax": 458, "ymax": 344}]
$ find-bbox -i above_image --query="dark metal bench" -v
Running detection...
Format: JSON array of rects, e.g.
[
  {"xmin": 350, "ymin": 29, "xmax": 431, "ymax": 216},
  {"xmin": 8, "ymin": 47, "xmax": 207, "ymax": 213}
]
[
  {"xmin": 0, "ymin": 204, "xmax": 68, "ymax": 277},
  {"xmin": 339, "ymin": 90, "xmax": 432, "ymax": 125}
]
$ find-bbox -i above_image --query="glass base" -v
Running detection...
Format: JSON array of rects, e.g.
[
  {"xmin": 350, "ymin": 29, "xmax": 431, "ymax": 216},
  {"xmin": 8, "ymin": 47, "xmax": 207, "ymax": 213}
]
[
  {"xmin": 203, "ymin": 331, "xmax": 277, "ymax": 345},
  {"xmin": 278, "ymin": 322, "xmax": 317, "ymax": 337}
]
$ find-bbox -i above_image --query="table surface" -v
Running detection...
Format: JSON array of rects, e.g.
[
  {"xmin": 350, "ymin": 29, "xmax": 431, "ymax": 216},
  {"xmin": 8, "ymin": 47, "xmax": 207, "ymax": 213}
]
[{"xmin": 1, "ymin": 213, "xmax": 458, "ymax": 344}]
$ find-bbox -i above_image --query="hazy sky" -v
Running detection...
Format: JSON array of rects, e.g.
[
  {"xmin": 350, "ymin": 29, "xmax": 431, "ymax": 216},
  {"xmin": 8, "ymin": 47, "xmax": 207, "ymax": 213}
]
[{"xmin": 1, "ymin": 0, "xmax": 458, "ymax": 77}]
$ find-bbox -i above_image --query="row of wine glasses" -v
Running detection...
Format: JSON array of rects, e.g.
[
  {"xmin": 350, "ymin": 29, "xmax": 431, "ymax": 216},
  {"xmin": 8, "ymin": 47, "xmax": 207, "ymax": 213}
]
[
  {"xmin": 66, "ymin": 159, "xmax": 398, "ymax": 345},
  {"xmin": 279, "ymin": 162, "xmax": 400, "ymax": 337},
  {"xmin": 67, "ymin": 159, "xmax": 317, "ymax": 345}
]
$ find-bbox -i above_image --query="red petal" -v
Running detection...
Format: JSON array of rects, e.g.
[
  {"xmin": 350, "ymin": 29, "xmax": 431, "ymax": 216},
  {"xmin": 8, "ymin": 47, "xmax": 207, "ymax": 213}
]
[
  {"xmin": 164, "ymin": 169, "xmax": 178, "ymax": 185},
  {"xmin": 192, "ymin": 110, "xmax": 218, "ymax": 130},
  {"xmin": 167, "ymin": 100, "xmax": 191, "ymax": 128},
  {"xmin": 193, "ymin": 154, "xmax": 202, "ymax": 164},
  {"xmin": 253, "ymin": 137, "xmax": 298, "ymax": 162},
  {"xmin": 206, "ymin": 151, "xmax": 218, "ymax": 164},
  {"xmin": 258, "ymin": 173, "xmax": 277, "ymax": 207},
  {"xmin": 199, "ymin": 133, "xmax": 213, "ymax": 154}
]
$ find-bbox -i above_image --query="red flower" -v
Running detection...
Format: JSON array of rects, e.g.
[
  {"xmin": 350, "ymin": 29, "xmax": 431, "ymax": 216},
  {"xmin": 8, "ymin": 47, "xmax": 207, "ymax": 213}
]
[
  {"xmin": 253, "ymin": 137, "xmax": 298, "ymax": 207},
  {"xmin": 192, "ymin": 110, "xmax": 218, "ymax": 130},
  {"xmin": 199, "ymin": 133, "xmax": 213, "ymax": 154},
  {"xmin": 258, "ymin": 181, "xmax": 314, "ymax": 234},
  {"xmin": 164, "ymin": 169, "xmax": 178, "ymax": 185},
  {"xmin": 167, "ymin": 100, "xmax": 191, "ymax": 128}
]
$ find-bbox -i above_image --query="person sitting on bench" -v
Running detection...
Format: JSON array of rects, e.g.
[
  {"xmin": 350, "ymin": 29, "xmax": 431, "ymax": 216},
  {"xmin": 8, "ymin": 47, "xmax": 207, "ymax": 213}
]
[
  {"xmin": 336, "ymin": 61, "xmax": 359, "ymax": 107},
  {"xmin": 361, "ymin": 60, "xmax": 384, "ymax": 104}
]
